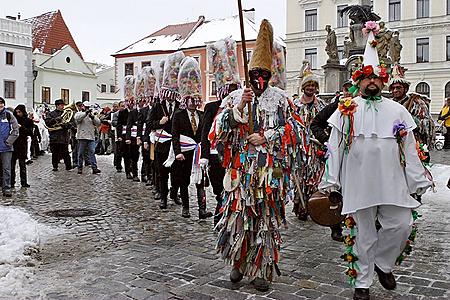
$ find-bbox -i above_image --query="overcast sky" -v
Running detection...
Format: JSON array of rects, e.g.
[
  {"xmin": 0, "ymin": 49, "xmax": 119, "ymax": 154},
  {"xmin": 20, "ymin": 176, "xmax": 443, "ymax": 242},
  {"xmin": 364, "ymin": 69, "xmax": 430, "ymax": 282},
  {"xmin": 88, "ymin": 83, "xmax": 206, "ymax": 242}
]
[{"xmin": 1, "ymin": 0, "xmax": 286, "ymax": 65}]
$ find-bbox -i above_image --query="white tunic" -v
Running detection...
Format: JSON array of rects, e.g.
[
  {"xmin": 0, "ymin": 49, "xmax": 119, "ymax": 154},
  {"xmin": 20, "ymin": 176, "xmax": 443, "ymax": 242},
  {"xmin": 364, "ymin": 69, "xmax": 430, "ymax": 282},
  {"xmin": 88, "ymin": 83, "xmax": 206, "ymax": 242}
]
[{"xmin": 319, "ymin": 96, "xmax": 432, "ymax": 214}]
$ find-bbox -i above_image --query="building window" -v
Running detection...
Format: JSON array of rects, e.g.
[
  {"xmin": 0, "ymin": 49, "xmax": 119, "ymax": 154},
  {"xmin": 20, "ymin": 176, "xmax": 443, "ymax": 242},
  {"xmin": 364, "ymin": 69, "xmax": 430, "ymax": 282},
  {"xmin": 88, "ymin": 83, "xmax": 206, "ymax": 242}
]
[
  {"xmin": 447, "ymin": 36, "xmax": 450, "ymax": 61},
  {"xmin": 110, "ymin": 85, "xmax": 116, "ymax": 93},
  {"xmin": 417, "ymin": 0, "xmax": 429, "ymax": 18},
  {"xmin": 42, "ymin": 87, "xmax": 51, "ymax": 104},
  {"xmin": 415, "ymin": 82, "xmax": 430, "ymax": 98},
  {"xmin": 305, "ymin": 48, "xmax": 317, "ymax": 70},
  {"xmin": 124, "ymin": 63, "xmax": 134, "ymax": 76},
  {"xmin": 3, "ymin": 80, "xmax": 15, "ymax": 99},
  {"xmin": 445, "ymin": 82, "xmax": 450, "ymax": 98},
  {"xmin": 210, "ymin": 81, "xmax": 217, "ymax": 96},
  {"xmin": 193, "ymin": 56, "xmax": 200, "ymax": 64},
  {"xmin": 5, "ymin": 52, "xmax": 14, "ymax": 65},
  {"xmin": 416, "ymin": 38, "xmax": 429, "ymax": 63},
  {"xmin": 61, "ymin": 89, "xmax": 70, "ymax": 104},
  {"xmin": 246, "ymin": 50, "xmax": 253, "ymax": 62},
  {"xmin": 305, "ymin": 9, "xmax": 317, "ymax": 32},
  {"xmin": 82, "ymin": 91, "xmax": 90, "ymax": 101},
  {"xmin": 101, "ymin": 84, "xmax": 107, "ymax": 93},
  {"xmin": 389, "ymin": 0, "xmax": 401, "ymax": 21},
  {"xmin": 337, "ymin": 5, "xmax": 348, "ymax": 28},
  {"xmin": 337, "ymin": 45, "xmax": 344, "ymax": 60},
  {"xmin": 141, "ymin": 61, "xmax": 151, "ymax": 68}
]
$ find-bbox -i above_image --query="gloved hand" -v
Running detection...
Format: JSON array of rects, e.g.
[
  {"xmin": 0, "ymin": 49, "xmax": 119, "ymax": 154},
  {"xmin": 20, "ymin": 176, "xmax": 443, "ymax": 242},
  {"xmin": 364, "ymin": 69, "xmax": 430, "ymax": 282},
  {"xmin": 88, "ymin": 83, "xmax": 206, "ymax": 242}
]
[{"xmin": 199, "ymin": 158, "xmax": 209, "ymax": 170}]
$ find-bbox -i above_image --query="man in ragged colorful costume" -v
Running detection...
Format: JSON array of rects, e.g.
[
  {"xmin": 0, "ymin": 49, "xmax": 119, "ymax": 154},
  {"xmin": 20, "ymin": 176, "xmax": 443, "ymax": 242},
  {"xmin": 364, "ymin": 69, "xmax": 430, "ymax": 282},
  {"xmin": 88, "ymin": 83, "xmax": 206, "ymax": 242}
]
[
  {"xmin": 212, "ymin": 19, "xmax": 289, "ymax": 292},
  {"xmin": 319, "ymin": 22, "xmax": 433, "ymax": 300},
  {"xmin": 289, "ymin": 62, "xmax": 327, "ymax": 221},
  {"xmin": 389, "ymin": 64, "xmax": 434, "ymax": 164},
  {"xmin": 202, "ymin": 37, "xmax": 241, "ymax": 226}
]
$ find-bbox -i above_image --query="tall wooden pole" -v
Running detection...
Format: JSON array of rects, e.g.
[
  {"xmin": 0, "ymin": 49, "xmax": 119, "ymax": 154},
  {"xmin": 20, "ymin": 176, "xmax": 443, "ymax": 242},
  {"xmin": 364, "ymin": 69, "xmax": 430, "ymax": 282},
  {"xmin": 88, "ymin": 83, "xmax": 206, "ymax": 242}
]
[{"xmin": 237, "ymin": 0, "xmax": 253, "ymax": 133}]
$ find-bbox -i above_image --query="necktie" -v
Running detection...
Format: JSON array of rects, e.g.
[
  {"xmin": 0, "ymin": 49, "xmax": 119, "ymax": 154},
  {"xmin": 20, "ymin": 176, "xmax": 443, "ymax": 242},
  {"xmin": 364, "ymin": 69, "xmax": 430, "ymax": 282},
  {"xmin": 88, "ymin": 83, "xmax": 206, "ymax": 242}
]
[
  {"xmin": 191, "ymin": 111, "xmax": 197, "ymax": 135},
  {"xmin": 168, "ymin": 102, "xmax": 173, "ymax": 117}
]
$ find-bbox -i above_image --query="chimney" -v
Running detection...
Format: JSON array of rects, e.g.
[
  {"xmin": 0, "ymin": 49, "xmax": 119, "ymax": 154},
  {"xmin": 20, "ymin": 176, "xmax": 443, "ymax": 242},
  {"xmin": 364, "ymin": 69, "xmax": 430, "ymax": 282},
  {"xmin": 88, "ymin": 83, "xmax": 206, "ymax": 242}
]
[
  {"xmin": 17, "ymin": 12, "xmax": 21, "ymax": 20},
  {"xmin": 243, "ymin": 8, "xmax": 255, "ymax": 23},
  {"xmin": 6, "ymin": 15, "xmax": 17, "ymax": 21}
]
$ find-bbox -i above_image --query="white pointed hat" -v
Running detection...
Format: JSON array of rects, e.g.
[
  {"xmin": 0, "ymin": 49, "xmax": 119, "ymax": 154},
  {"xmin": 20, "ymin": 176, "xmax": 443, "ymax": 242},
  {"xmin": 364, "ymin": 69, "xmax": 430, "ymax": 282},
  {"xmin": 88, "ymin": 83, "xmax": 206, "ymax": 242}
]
[{"xmin": 363, "ymin": 31, "xmax": 380, "ymax": 68}]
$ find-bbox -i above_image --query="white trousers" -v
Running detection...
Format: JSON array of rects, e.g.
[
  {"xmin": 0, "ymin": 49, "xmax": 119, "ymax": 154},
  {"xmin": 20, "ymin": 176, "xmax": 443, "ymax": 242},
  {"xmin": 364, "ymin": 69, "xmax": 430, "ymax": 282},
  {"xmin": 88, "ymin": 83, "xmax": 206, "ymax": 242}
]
[{"xmin": 352, "ymin": 205, "xmax": 413, "ymax": 288}]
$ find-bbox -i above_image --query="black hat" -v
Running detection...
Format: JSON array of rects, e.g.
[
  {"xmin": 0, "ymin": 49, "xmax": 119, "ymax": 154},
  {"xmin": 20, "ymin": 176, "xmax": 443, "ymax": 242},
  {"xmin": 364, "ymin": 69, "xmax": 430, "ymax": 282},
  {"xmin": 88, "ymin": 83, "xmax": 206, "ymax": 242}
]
[
  {"xmin": 0, "ymin": 97, "xmax": 5, "ymax": 105},
  {"xmin": 54, "ymin": 99, "xmax": 64, "ymax": 106}
]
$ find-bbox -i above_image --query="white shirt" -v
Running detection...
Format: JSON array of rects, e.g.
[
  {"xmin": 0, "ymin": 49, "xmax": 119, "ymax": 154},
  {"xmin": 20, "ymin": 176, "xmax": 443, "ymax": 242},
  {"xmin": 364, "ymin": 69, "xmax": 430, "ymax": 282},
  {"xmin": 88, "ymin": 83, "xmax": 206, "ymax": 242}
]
[
  {"xmin": 165, "ymin": 101, "xmax": 175, "ymax": 117},
  {"xmin": 187, "ymin": 109, "xmax": 199, "ymax": 130}
]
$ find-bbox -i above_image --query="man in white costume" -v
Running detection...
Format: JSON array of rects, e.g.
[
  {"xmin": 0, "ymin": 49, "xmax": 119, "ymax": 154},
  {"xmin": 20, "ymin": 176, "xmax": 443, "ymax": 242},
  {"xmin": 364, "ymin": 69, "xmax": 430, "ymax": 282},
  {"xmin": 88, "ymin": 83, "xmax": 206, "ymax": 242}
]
[{"xmin": 319, "ymin": 23, "xmax": 432, "ymax": 300}]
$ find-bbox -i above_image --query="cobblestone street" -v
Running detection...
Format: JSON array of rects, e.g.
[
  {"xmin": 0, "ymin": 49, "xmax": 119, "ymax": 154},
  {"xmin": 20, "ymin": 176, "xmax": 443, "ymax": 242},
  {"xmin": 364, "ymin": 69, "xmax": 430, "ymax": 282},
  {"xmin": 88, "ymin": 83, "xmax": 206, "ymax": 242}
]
[{"xmin": 2, "ymin": 153, "xmax": 450, "ymax": 300}]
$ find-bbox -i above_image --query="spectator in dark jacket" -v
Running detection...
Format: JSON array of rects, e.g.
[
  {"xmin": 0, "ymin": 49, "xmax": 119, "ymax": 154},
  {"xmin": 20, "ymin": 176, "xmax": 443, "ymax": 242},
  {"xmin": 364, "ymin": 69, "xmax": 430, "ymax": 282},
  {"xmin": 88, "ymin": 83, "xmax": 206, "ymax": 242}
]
[
  {"xmin": 28, "ymin": 112, "xmax": 42, "ymax": 159},
  {"xmin": 12, "ymin": 105, "xmax": 33, "ymax": 187},
  {"xmin": 0, "ymin": 97, "xmax": 19, "ymax": 197},
  {"xmin": 45, "ymin": 99, "xmax": 73, "ymax": 171},
  {"xmin": 310, "ymin": 81, "xmax": 353, "ymax": 242}
]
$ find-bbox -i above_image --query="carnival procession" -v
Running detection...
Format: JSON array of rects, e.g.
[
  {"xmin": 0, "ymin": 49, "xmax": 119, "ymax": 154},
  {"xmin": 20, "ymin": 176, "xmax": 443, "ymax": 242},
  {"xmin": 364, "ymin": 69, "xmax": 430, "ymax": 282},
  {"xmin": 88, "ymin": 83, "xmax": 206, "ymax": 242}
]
[{"xmin": 1, "ymin": 1, "xmax": 450, "ymax": 299}]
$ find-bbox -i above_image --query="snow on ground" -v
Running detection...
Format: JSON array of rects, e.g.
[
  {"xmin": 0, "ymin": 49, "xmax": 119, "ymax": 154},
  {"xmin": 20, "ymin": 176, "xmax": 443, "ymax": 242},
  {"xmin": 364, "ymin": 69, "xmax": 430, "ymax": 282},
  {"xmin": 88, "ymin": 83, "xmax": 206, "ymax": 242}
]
[{"xmin": 0, "ymin": 206, "xmax": 61, "ymax": 298}]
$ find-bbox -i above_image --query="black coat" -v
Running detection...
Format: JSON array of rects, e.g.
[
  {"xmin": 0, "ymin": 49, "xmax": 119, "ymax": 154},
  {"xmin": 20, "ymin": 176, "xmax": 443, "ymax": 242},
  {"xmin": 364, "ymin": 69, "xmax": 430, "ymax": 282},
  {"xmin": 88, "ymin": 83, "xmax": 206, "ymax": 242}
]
[
  {"xmin": 13, "ymin": 116, "xmax": 33, "ymax": 159},
  {"xmin": 116, "ymin": 109, "xmax": 129, "ymax": 138},
  {"xmin": 45, "ymin": 109, "xmax": 71, "ymax": 144},
  {"xmin": 125, "ymin": 108, "xmax": 139, "ymax": 141},
  {"xmin": 310, "ymin": 97, "xmax": 339, "ymax": 144},
  {"xmin": 200, "ymin": 100, "xmax": 221, "ymax": 160},
  {"xmin": 137, "ymin": 106, "xmax": 150, "ymax": 140},
  {"xmin": 172, "ymin": 109, "xmax": 204, "ymax": 156},
  {"xmin": 147, "ymin": 100, "xmax": 179, "ymax": 153}
]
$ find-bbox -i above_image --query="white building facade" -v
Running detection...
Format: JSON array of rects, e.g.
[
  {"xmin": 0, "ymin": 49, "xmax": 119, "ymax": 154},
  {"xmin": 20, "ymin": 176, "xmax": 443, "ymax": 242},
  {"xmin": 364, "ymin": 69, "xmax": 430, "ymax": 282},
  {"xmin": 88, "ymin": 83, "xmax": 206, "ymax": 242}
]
[
  {"xmin": 286, "ymin": 0, "xmax": 450, "ymax": 113},
  {"xmin": 0, "ymin": 17, "xmax": 33, "ymax": 109},
  {"xmin": 96, "ymin": 66, "xmax": 120, "ymax": 105}
]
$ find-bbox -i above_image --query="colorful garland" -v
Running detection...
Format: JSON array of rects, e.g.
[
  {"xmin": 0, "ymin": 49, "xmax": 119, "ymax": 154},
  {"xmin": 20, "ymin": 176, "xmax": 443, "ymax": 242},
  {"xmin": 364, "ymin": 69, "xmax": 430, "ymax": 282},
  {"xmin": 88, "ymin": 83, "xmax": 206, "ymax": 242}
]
[
  {"xmin": 393, "ymin": 119, "xmax": 408, "ymax": 167},
  {"xmin": 338, "ymin": 97, "xmax": 358, "ymax": 153},
  {"xmin": 396, "ymin": 210, "xmax": 421, "ymax": 265},
  {"xmin": 341, "ymin": 216, "xmax": 359, "ymax": 286}
]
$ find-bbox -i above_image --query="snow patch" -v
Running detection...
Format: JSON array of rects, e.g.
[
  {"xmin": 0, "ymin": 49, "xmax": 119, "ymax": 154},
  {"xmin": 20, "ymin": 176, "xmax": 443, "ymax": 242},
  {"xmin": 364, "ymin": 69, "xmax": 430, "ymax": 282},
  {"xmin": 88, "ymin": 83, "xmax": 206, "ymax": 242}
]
[{"xmin": 0, "ymin": 206, "xmax": 61, "ymax": 297}]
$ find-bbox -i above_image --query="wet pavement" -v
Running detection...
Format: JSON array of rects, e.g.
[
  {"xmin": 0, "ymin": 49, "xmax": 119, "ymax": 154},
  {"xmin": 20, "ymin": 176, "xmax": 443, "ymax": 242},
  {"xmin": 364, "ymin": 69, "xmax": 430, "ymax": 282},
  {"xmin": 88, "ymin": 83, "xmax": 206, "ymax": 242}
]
[{"xmin": 2, "ymin": 153, "xmax": 450, "ymax": 300}]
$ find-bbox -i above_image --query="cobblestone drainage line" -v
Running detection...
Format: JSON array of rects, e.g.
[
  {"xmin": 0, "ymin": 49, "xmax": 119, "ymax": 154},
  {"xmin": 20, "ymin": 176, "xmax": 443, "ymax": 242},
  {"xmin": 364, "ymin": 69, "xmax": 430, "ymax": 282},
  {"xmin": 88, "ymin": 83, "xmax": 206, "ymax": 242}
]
[{"xmin": 46, "ymin": 208, "xmax": 99, "ymax": 218}]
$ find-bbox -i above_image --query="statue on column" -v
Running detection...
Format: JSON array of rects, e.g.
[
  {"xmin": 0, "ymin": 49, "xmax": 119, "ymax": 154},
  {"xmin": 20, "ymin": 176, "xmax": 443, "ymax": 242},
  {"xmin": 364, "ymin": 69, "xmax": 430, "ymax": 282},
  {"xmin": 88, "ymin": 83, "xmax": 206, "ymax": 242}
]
[
  {"xmin": 375, "ymin": 21, "xmax": 393, "ymax": 62},
  {"xmin": 389, "ymin": 31, "xmax": 402, "ymax": 64},
  {"xmin": 325, "ymin": 25, "xmax": 339, "ymax": 63}
]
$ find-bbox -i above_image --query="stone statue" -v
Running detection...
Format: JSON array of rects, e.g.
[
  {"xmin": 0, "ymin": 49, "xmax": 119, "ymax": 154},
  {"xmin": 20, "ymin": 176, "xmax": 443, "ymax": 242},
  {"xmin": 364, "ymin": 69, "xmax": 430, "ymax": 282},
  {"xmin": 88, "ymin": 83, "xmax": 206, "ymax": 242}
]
[
  {"xmin": 389, "ymin": 31, "xmax": 402, "ymax": 64},
  {"xmin": 325, "ymin": 25, "xmax": 339, "ymax": 63},
  {"xmin": 375, "ymin": 21, "xmax": 393, "ymax": 62},
  {"xmin": 343, "ymin": 36, "xmax": 353, "ymax": 58}
]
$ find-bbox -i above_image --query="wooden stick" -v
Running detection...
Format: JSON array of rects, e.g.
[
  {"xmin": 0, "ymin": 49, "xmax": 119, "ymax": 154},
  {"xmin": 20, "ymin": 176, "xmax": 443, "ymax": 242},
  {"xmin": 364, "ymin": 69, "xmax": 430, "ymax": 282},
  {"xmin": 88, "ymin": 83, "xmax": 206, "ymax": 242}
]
[{"xmin": 237, "ymin": 0, "xmax": 253, "ymax": 134}]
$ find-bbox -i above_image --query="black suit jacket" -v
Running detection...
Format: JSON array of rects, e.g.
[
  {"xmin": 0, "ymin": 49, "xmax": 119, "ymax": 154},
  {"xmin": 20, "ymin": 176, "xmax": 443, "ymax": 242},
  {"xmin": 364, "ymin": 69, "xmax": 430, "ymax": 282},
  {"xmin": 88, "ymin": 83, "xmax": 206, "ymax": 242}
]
[
  {"xmin": 116, "ymin": 109, "xmax": 129, "ymax": 138},
  {"xmin": 137, "ymin": 106, "xmax": 150, "ymax": 140},
  {"xmin": 172, "ymin": 109, "xmax": 204, "ymax": 156},
  {"xmin": 125, "ymin": 108, "xmax": 139, "ymax": 140},
  {"xmin": 147, "ymin": 100, "xmax": 179, "ymax": 153},
  {"xmin": 200, "ymin": 100, "xmax": 221, "ymax": 160}
]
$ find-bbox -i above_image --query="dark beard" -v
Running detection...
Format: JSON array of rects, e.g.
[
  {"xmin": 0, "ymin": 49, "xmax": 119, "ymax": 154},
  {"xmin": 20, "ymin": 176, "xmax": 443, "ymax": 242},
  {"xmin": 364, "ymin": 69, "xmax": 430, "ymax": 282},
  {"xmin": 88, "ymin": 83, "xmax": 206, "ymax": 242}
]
[{"xmin": 364, "ymin": 85, "xmax": 380, "ymax": 97}]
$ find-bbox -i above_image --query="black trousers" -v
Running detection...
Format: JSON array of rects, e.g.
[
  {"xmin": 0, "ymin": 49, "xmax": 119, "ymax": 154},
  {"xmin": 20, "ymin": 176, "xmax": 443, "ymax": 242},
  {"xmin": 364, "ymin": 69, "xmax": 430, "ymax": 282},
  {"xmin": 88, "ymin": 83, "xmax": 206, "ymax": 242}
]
[
  {"xmin": 155, "ymin": 150, "xmax": 171, "ymax": 200},
  {"xmin": 141, "ymin": 145, "xmax": 151, "ymax": 178},
  {"xmin": 444, "ymin": 126, "xmax": 450, "ymax": 149},
  {"xmin": 114, "ymin": 140, "xmax": 123, "ymax": 170},
  {"xmin": 11, "ymin": 154, "xmax": 27, "ymax": 186},
  {"xmin": 30, "ymin": 138, "xmax": 40, "ymax": 157},
  {"xmin": 50, "ymin": 143, "xmax": 71, "ymax": 169},
  {"xmin": 172, "ymin": 151, "xmax": 194, "ymax": 209},
  {"xmin": 208, "ymin": 154, "xmax": 225, "ymax": 223},
  {"xmin": 122, "ymin": 140, "xmax": 139, "ymax": 177}
]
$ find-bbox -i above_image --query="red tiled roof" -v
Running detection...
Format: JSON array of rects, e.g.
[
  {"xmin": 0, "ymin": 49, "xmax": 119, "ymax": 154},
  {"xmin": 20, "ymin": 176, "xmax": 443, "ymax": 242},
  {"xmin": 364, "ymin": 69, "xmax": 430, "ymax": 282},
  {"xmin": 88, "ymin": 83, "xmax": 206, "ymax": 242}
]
[
  {"xmin": 149, "ymin": 21, "xmax": 198, "ymax": 39},
  {"xmin": 23, "ymin": 10, "xmax": 83, "ymax": 59}
]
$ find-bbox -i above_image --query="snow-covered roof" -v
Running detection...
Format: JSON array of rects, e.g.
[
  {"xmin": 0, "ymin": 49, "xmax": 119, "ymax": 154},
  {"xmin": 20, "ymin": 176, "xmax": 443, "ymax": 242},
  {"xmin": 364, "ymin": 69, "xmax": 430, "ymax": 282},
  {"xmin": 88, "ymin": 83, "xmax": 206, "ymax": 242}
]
[
  {"xmin": 23, "ymin": 11, "xmax": 57, "ymax": 54},
  {"xmin": 181, "ymin": 15, "xmax": 285, "ymax": 49},
  {"xmin": 115, "ymin": 34, "xmax": 184, "ymax": 55},
  {"xmin": 114, "ymin": 15, "xmax": 285, "ymax": 56}
]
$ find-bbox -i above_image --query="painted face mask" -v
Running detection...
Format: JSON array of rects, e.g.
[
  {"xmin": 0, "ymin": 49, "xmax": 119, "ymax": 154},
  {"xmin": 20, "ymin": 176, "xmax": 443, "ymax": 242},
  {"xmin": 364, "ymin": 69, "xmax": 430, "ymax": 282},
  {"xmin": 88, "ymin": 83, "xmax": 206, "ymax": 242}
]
[{"xmin": 249, "ymin": 68, "xmax": 271, "ymax": 94}]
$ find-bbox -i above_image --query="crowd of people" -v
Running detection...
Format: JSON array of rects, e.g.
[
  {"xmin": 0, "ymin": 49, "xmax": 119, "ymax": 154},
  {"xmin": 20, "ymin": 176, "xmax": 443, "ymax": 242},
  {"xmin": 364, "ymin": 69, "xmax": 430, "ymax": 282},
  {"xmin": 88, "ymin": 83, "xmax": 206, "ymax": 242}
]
[{"xmin": 1, "ymin": 18, "xmax": 449, "ymax": 300}]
